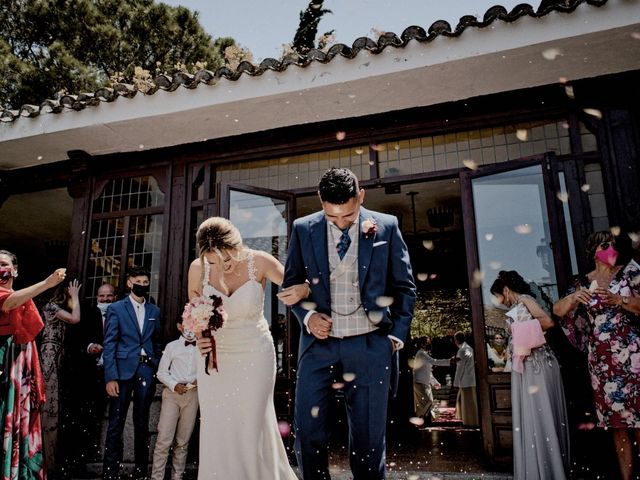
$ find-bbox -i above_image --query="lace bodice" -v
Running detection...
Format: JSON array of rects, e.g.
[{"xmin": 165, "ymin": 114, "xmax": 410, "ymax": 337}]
[{"xmin": 202, "ymin": 250, "xmax": 266, "ymax": 328}]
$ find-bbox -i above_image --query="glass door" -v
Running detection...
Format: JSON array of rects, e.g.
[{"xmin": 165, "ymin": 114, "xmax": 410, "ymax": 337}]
[
  {"xmin": 460, "ymin": 153, "xmax": 571, "ymax": 464},
  {"xmin": 219, "ymin": 183, "xmax": 296, "ymax": 419}
]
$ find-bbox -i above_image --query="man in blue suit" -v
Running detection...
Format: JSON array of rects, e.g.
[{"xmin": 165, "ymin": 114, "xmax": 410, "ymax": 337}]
[
  {"xmin": 283, "ymin": 168, "xmax": 415, "ymax": 480},
  {"xmin": 102, "ymin": 266, "xmax": 162, "ymax": 480}
]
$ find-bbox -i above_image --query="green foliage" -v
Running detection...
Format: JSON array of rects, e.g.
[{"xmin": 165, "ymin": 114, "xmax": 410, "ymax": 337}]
[
  {"xmin": 411, "ymin": 289, "xmax": 472, "ymax": 340},
  {"xmin": 292, "ymin": 0, "xmax": 332, "ymax": 54},
  {"xmin": 0, "ymin": 0, "xmax": 232, "ymax": 108}
]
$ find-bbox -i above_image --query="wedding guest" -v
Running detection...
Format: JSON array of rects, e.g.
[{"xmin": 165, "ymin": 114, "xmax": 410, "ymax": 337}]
[
  {"xmin": 151, "ymin": 317, "xmax": 199, "ymax": 480},
  {"xmin": 61, "ymin": 282, "xmax": 115, "ymax": 476},
  {"xmin": 554, "ymin": 230, "xmax": 640, "ymax": 480},
  {"xmin": 486, "ymin": 332, "xmax": 508, "ymax": 372},
  {"xmin": 103, "ymin": 267, "xmax": 162, "ymax": 480},
  {"xmin": 82, "ymin": 283, "xmax": 115, "ymax": 459},
  {"xmin": 0, "ymin": 249, "xmax": 66, "ymax": 478},
  {"xmin": 491, "ymin": 270, "xmax": 569, "ymax": 479},
  {"xmin": 412, "ymin": 336, "xmax": 449, "ymax": 422},
  {"xmin": 40, "ymin": 278, "xmax": 81, "ymax": 475},
  {"xmin": 452, "ymin": 331, "xmax": 479, "ymax": 426}
]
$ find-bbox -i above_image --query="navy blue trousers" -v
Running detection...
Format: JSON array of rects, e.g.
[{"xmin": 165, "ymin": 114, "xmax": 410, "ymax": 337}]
[
  {"xmin": 294, "ymin": 331, "xmax": 393, "ymax": 480},
  {"xmin": 103, "ymin": 361, "xmax": 156, "ymax": 479}
]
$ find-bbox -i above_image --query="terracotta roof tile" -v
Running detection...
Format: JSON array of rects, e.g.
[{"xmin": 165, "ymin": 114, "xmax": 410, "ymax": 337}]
[{"xmin": 0, "ymin": 0, "xmax": 608, "ymax": 124}]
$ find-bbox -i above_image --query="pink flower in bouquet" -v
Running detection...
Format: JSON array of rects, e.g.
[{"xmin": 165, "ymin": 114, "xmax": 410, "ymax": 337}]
[{"xmin": 182, "ymin": 294, "xmax": 227, "ymax": 373}]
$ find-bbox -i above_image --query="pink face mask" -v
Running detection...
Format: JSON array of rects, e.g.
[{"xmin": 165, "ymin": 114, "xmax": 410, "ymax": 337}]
[{"xmin": 595, "ymin": 245, "xmax": 618, "ymax": 267}]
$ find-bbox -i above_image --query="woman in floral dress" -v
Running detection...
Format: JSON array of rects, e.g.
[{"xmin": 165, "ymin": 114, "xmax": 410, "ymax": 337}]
[
  {"xmin": 554, "ymin": 231, "xmax": 640, "ymax": 480},
  {"xmin": 0, "ymin": 249, "xmax": 67, "ymax": 480},
  {"xmin": 40, "ymin": 280, "xmax": 80, "ymax": 476}
]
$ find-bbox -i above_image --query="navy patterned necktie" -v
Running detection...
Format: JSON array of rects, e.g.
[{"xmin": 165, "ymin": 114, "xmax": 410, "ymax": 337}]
[{"xmin": 336, "ymin": 227, "xmax": 351, "ymax": 260}]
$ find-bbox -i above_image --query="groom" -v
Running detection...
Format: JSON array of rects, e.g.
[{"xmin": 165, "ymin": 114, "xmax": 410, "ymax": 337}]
[{"xmin": 283, "ymin": 167, "xmax": 415, "ymax": 479}]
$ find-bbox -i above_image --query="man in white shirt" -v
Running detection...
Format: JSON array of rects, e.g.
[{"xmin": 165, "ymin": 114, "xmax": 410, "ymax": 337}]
[
  {"xmin": 453, "ymin": 331, "xmax": 479, "ymax": 427},
  {"xmin": 413, "ymin": 336, "xmax": 450, "ymax": 422},
  {"xmin": 151, "ymin": 319, "xmax": 199, "ymax": 480}
]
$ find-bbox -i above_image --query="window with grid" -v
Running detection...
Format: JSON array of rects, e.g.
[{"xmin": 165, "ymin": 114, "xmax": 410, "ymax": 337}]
[
  {"xmin": 87, "ymin": 176, "xmax": 165, "ymax": 302},
  {"xmin": 378, "ymin": 120, "xmax": 573, "ymax": 177},
  {"xmin": 215, "ymin": 146, "xmax": 371, "ymax": 189}
]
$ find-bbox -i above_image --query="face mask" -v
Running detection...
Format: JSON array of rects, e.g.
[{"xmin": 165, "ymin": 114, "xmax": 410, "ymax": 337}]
[
  {"xmin": 131, "ymin": 284, "xmax": 150, "ymax": 297},
  {"xmin": 96, "ymin": 302, "xmax": 110, "ymax": 315},
  {"xmin": 595, "ymin": 245, "xmax": 618, "ymax": 267},
  {"xmin": 494, "ymin": 339, "xmax": 505, "ymax": 346},
  {"xmin": 182, "ymin": 330, "xmax": 196, "ymax": 342},
  {"xmin": 0, "ymin": 267, "xmax": 13, "ymax": 283}
]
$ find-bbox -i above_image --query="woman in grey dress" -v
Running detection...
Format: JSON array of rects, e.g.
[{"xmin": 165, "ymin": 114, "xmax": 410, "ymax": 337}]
[{"xmin": 491, "ymin": 270, "xmax": 569, "ymax": 480}]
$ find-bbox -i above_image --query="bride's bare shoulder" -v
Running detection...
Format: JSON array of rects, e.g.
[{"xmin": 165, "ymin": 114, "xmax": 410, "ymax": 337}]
[{"xmin": 189, "ymin": 258, "xmax": 202, "ymax": 270}]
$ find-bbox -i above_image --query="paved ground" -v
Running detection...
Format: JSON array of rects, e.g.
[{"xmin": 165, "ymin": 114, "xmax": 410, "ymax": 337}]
[
  {"xmin": 72, "ymin": 427, "xmax": 514, "ymax": 480},
  {"xmin": 72, "ymin": 466, "xmax": 513, "ymax": 480}
]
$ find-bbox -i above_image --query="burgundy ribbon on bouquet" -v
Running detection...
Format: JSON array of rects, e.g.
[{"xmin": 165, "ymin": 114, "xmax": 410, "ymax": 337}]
[{"xmin": 202, "ymin": 328, "xmax": 218, "ymax": 374}]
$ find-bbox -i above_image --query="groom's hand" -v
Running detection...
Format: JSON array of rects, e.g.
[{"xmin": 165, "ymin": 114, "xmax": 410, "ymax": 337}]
[{"xmin": 308, "ymin": 313, "xmax": 332, "ymax": 340}]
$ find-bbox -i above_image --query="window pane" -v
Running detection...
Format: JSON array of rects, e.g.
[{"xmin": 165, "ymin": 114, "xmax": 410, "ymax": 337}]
[
  {"xmin": 87, "ymin": 218, "xmax": 124, "ymax": 301},
  {"xmin": 127, "ymin": 214, "xmax": 164, "ymax": 302},
  {"xmin": 379, "ymin": 120, "xmax": 570, "ymax": 177},
  {"xmin": 93, "ymin": 176, "xmax": 164, "ymax": 214},
  {"xmin": 215, "ymin": 146, "xmax": 370, "ymax": 189}
]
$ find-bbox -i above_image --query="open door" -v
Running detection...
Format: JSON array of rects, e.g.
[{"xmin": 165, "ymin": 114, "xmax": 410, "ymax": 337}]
[
  {"xmin": 460, "ymin": 153, "xmax": 571, "ymax": 464},
  {"xmin": 219, "ymin": 183, "xmax": 296, "ymax": 421}
]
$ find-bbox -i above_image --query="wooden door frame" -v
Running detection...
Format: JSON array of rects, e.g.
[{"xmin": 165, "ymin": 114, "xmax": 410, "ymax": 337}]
[{"xmin": 460, "ymin": 153, "xmax": 572, "ymax": 464}]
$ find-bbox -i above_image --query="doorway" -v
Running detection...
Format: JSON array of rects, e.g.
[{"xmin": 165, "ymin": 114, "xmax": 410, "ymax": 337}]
[{"xmin": 296, "ymin": 177, "xmax": 487, "ymax": 474}]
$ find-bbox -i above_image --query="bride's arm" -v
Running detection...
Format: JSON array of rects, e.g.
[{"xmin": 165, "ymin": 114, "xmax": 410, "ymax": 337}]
[
  {"xmin": 187, "ymin": 259, "xmax": 203, "ymax": 300},
  {"xmin": 255, "ymin": 250, "xmax": 284, "ymax": 285},
  {"xmin": 254, "ymin": 251, "xmax": 309, "ymax": 305}
]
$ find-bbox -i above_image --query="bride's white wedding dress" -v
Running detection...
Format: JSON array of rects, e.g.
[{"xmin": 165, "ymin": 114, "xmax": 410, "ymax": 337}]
[{"xmin": 198, "ymin": 251, "xmax": 298, "ymax": 479}]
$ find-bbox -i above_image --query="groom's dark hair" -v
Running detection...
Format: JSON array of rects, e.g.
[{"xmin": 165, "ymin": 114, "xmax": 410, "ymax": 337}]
[{"xmin": 318, "ymin": 168, "xmax": 360, "ymax": 205}]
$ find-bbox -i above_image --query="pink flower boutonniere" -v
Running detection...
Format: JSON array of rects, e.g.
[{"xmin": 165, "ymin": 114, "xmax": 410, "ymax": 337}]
[{"xmin": 361, "ymin": 218, "xmax": 377, "ymax": 239}]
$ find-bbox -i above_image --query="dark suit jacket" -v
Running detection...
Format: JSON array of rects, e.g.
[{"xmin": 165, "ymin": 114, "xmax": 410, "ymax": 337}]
[
  {"xmin": 283, "ymin": 206, "xmax": 416, "ymax": 359},
  {"xmin": 103, "ymin": 297, "xmax": 162, "ymax": 382}
]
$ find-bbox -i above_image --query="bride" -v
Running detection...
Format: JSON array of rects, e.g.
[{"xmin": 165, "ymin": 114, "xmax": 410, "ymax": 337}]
[{"xmin": 189, "ymin": 217, "xmax": 307, "ymax": 479}]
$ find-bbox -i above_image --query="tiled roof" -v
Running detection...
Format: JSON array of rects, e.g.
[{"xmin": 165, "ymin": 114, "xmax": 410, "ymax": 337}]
[{"xmin": 0, "ymin": 0, "xmax": 608, "ymax": 124}]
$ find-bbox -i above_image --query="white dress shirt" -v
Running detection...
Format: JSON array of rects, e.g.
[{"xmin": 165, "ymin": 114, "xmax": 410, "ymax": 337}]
[
  {"xmin": 129, "ymin": 295, "xmax": 147, "ymax": 356},
  {"xmin": 413, "ymin": 349, "xmax": 450, "ymax": 385},
  {"xmin": 156, "ymin": 337, "xmax": 199, "ymax": 392}
]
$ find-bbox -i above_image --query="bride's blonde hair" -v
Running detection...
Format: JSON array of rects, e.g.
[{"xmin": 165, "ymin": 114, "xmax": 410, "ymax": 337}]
[{"xmin": 195, "ymin": 217, "xmax": 246, "ymax": 291}]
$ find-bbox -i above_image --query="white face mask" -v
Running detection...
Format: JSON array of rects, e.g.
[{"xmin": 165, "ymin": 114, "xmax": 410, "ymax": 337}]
[
  {"xmin": 182, "ymin": 330, "xmax": 196, "ymax": 342},
  {"xmin": 97, "ymin": 302, "xmax": 110, "ymax": 315}
]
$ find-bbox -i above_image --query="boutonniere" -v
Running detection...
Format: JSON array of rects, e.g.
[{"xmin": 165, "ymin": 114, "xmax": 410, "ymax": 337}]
[{"xmin": 361, "ymin": 218, "xmax": 377, "ymax": 239}]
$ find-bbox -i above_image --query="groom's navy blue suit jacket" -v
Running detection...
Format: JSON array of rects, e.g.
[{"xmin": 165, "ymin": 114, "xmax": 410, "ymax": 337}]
[{"xmin": 283, "ymin": 206, "xmax": 415, "ymax": 360}]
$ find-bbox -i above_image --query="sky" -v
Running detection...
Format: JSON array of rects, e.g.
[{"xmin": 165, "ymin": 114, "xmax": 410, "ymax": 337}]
[{"xmin": 160, "ymin": 0, "xmax": 540, "ymax": 61}]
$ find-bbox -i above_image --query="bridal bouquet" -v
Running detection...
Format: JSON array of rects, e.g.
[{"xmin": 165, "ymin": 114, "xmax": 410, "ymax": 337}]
[{"xmin": 182, "ymin": 294, "xmax": 227, "ymax": 374}]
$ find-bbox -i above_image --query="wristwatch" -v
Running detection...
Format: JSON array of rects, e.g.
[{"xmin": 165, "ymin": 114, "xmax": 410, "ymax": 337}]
[{"xmin": 622, "ymin": 296, "xmax": 629, "ymax": 306}]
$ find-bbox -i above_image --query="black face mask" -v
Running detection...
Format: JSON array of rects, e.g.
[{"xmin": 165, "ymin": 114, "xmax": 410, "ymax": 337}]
[
  {"xmin": 131, "ymin": 284, "xmax": 150, "ymax": 297},
  {"xmin": 0, "ymin": 268, "xmax": 12, "ymax": 282}
]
